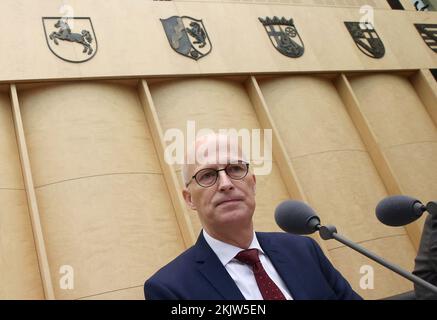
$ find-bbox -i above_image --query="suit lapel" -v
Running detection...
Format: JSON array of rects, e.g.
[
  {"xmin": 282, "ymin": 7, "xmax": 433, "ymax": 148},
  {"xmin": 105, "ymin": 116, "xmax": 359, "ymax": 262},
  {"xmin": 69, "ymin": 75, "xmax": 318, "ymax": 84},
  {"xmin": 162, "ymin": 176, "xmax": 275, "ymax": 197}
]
[
  {"xmin": 257, "ymin": 232, "xmax": 309, "ymax": 300},
  {"xmin": 194, "ymin": 233, "xmax": 245, "ymax": 300}
]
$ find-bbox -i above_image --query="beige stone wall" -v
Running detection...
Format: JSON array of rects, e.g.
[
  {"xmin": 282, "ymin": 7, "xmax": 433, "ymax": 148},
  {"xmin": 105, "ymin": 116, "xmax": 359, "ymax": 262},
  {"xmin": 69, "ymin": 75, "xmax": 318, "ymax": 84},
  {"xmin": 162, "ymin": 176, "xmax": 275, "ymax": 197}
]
[
  {"xmin": 0, "ymin": 0, "xmax": 436, "ymax": 81},
  {"xmin": 257, "ymin": 75, "xmax": 419, "ymax": 299},
  {"xmin": 14, "ymin": 82, "xmax": 186, "ymax": 299},
  {"xmin": 4, "ymin": 71, "xmax": 434, "ymax": 299},
  {"xmin": 149, "ymin": 78, "xmax": 289, "ymax": 234},
  {"xmin": 0, "ymin": 88, "xmax": 44, "ymax": 299},
  {"xmin": 175, "ymin": 0, "xmax": 391, "ymax": 9},
  {"xmin": 0, "ymin": 0, "xmax": 436, "ymax": 300}
]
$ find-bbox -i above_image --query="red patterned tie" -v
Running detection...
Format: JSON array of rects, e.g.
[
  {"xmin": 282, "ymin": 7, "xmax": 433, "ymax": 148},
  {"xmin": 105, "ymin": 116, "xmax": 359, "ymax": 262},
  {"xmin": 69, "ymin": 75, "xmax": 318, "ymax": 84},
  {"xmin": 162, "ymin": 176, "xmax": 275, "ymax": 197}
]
[{"xmin": 235, "ymin": 249, "xmax": 286, "ymax": 300}]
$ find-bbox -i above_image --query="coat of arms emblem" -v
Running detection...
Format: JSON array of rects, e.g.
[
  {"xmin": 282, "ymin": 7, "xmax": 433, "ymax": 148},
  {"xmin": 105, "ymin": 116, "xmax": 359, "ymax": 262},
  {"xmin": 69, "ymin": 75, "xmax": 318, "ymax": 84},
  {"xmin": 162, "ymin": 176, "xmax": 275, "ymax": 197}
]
[
  {"xmin": 160, "ymin": 16, "xmax": 212, "ymax": 60},
  {"xmin": 258, "ymin": 16, "xmax": 304, "ymax": 58},
  {"xmin": 415, "ymin": 24, "xmax": 437, "ymax": 53},
  {"xmin": 42, "ymin": 17, "xmax": 97, "ymax": 63},
  {"xmin": 344, "ymin": 22, "xmax": 385, "ymax": 59}
]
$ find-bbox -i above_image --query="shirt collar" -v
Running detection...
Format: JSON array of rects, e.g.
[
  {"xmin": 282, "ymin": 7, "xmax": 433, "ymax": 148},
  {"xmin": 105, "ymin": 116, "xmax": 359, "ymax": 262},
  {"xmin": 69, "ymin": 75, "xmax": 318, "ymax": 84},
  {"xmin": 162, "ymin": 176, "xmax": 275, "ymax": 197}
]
[{"xmin": 202, "ymin": 229, "xmax": 265, "ymax": 266}]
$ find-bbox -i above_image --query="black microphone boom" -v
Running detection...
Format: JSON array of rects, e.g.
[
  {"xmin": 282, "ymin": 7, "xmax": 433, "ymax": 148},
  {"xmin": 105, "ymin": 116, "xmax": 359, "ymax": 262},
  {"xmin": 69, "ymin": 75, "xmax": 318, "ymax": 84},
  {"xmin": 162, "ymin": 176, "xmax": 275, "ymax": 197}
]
[{"xmin": 275, "ymin": 199, "xmax": 437, "ymax": 296}]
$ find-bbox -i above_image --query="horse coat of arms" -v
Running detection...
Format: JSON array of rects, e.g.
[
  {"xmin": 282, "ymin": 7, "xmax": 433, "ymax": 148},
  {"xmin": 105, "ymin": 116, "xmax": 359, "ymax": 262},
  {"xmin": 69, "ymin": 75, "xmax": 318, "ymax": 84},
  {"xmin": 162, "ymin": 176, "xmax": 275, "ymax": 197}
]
[
  {"xmin": 344, "ymin": 22, "xmax": 385, "ymax": 59},
  {"xmin": 42, "ymin": 17, "xmax": 97, "ymax": 63},
  {"xmin": 258, "ymin": 16, "xmax": 304, "ymax": 58},
  {"xmin": 160, "ymin": 16, "xmax": 212, "ymax": 60}
]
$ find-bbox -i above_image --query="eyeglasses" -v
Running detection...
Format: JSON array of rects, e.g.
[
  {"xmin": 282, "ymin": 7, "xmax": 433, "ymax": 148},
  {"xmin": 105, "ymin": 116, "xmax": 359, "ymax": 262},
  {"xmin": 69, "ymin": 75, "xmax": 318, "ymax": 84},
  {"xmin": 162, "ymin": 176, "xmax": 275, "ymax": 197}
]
[{"xmin": 186, "ymin": 162, "xmax": 250, "ymax": 188}]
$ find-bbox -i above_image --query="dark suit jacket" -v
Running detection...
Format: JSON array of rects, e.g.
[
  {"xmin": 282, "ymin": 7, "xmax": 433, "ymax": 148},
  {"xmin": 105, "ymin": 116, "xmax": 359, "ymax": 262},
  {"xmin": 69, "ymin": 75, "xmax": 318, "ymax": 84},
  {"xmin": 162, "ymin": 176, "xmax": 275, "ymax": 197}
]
[
  {"xmin": 413, "ymin": 213, "xmax": 437, "ymax": 300},
  {"xmin": 144, "ymin": 231, "xmax": 362, "ymax": 300}
]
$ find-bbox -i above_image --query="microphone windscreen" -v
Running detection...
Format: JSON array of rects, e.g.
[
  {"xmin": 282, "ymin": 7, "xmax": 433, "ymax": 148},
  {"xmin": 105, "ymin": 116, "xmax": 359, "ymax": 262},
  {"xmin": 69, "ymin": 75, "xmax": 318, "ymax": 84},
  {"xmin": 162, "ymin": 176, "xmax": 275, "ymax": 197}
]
[
  {"xmin": 275, "ymin": 200, "xmax": 320, "ymax": 235},
  {"xmin": 376, "ymin": 195, "xmax": 424, "ymax": 226}
]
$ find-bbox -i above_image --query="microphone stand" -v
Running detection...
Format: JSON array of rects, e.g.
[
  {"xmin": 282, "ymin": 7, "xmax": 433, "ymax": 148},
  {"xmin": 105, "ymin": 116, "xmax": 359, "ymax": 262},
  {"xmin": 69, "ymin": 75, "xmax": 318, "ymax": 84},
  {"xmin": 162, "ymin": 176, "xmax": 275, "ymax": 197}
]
[
  {"xmin": 427, "ymin": 201, "xmax": 437, "ymax": 216},
  {"xmin": 317, "ymin": 224, "xmax": 437, "ymax": 295}
]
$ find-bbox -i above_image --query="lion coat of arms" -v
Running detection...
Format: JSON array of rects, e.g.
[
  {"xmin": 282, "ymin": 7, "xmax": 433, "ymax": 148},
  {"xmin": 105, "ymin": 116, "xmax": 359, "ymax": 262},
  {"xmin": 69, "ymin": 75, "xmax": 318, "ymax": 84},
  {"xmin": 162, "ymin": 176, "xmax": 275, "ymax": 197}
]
[{"xmin": 160, "ymin": 16, "xmax": 212, "ymax": 60}]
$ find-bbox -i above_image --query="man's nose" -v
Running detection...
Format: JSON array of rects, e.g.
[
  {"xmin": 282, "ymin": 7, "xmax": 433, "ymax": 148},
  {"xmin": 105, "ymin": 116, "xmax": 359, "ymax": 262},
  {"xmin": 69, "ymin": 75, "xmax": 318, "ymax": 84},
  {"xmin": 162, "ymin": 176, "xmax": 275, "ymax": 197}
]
[{"xmin": 217, "ymin": 170, "xmax": 234, "ymax": 191}]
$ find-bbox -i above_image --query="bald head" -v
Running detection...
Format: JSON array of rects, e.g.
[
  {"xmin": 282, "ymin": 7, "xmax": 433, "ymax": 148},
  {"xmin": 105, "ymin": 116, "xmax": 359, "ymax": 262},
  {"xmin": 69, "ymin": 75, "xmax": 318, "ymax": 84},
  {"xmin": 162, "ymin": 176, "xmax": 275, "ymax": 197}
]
[{"xmin": 182, "ymin": 133, "xmax": 249, "ymax": 186}]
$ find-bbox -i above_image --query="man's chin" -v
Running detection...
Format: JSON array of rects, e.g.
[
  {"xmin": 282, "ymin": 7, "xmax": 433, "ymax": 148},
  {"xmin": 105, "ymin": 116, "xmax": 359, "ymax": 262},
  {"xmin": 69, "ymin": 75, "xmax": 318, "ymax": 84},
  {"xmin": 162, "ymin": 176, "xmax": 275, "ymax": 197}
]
[{"xmin": 216, "ymin": 208, "xmax": 253, "ymax": 224}]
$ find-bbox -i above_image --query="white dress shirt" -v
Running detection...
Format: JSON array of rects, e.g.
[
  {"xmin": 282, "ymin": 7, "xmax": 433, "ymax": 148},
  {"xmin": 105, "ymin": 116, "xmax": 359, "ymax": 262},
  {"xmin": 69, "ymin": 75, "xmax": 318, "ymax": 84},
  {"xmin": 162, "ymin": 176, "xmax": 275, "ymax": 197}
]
[{"xmin": 203, "ymin": 229, "xmax": 293, "ymax": 300}]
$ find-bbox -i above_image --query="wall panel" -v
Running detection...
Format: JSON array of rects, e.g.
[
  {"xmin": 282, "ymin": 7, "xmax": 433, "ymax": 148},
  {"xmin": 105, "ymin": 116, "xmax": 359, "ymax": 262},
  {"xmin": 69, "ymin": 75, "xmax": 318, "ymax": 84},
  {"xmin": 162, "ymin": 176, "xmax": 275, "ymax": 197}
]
[
  {"xmin": 18, "ymin": 82, "xmax": 185, "ymax": 299},
  {"xmin": 330, "ymin": 235, "xmax": 415, "ymax": 299},
  {"xmin": 348, "ymin": 74, "xmax": 437, "ymax": 233},
  {"xmin": 0, "ymin": 90, "xmax": 44, "ymax": 299},
  {"xmin": 149, "ymin": 78, "xmax": 290, "ymax": 235},
  {"xmin": 257, "ymin": 75, "xmax": 417, "ymax": 298}
]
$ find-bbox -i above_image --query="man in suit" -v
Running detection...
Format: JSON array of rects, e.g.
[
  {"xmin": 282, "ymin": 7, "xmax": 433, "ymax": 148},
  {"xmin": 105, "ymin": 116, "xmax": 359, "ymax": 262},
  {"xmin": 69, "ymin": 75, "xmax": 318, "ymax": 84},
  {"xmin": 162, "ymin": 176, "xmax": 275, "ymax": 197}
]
[{"xmin": 144, "ymin": 133, "xmax": 361, "ymax": 300}]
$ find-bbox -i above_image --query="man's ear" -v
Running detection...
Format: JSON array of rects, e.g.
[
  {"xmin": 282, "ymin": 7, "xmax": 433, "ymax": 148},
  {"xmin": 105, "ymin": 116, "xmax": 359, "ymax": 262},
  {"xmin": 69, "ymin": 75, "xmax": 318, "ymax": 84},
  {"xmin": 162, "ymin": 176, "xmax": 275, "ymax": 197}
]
[
  {"xmin": 182, "ymin": 188, "xmax": 197, "ymax": 210},
  {"xmin": 252, "ymin": 174, "xmax": 257, "ymax": 194}
]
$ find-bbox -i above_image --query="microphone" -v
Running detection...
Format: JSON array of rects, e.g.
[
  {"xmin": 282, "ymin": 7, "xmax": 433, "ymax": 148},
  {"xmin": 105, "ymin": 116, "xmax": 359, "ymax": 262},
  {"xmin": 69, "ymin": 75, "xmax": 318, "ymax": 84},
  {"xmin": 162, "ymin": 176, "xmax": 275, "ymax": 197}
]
[
  {"xmin": 275, "ymin": 200, "xmax": 320, "ymax": 234},
  {"xmin": 375, "ymin": 195, "xmax": 436, "ymax": 226},
  {"xmin": 275, "ymin": 199, "xmax": 437, "ymax": 295}
]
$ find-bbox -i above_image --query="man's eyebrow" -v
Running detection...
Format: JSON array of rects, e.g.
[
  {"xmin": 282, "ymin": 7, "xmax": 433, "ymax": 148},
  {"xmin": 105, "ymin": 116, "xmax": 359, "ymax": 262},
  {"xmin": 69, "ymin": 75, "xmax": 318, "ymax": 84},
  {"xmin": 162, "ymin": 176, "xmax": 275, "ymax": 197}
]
[
  {"xmin": 193, "ymin": 164, "xmax": 220, "ymax": 172},
  {"xmin": 193, "ymin": 159, "xmax": 246, "ymax": 172}
]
